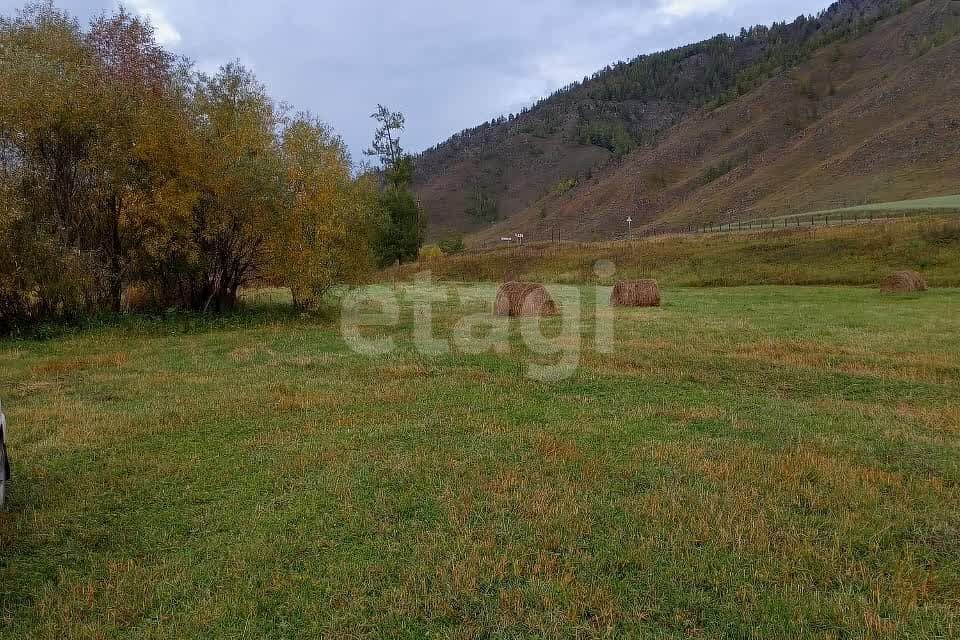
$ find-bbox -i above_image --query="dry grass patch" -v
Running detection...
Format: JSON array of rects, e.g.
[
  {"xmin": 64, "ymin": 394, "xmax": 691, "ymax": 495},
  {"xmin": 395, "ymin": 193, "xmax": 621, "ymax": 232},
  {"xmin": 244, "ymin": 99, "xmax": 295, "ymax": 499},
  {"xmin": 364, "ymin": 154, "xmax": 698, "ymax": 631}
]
[
  {"xmin": 229, "ymin": 345, "xmax": 277, "ymax": 363},
  {"xmin": 896, "ymin": 403, "xmax": 960, "ymax": 434},
  {"xmin": 30, "ymin": 351, "xmax": 127, "ymax": 376},
  {"xmin": 380, "ymin": 362, "xmax": 430, "ymax": 378},
  {"xmin": 648, "ymin": 404, "xmax": 726, "ymax": 424},
  {"xmin": 271, "ymin": 390, "xmax": 343, "ymax": 413},
  {"xmin": 533, "ymin": 433, "xmax": 582, "ymax": 463},
  {"xmin": 733, "ymin": 339, "xmax": 959, "ymax": 384}
]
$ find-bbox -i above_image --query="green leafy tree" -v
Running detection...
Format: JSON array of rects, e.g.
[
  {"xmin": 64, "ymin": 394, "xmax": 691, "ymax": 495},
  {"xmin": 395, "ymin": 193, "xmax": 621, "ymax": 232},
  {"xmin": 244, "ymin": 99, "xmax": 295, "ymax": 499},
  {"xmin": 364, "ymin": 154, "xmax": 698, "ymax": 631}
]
[
  {"xmin": 365, "ymin": 105, "xmax": 424, "ymax": 266},
  {"xmin": 374, "ymin": 187, "xmax": 423, "ymax": 268}
]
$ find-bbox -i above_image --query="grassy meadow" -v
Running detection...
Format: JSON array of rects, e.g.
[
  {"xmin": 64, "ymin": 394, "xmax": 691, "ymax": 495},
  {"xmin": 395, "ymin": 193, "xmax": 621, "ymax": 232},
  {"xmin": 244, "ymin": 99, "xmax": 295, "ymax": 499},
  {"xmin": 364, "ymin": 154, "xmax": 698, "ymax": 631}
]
[
  {"xmin": 421, "ymin": 217, "xmax": 960, "ymax": 288},
  {"xmin": 1, "ymin": 281, "xmax": 959, "ymax": 638},
  {"xmin": 807, "ymin": 195, "xmax": 960, "ymax": 217}
]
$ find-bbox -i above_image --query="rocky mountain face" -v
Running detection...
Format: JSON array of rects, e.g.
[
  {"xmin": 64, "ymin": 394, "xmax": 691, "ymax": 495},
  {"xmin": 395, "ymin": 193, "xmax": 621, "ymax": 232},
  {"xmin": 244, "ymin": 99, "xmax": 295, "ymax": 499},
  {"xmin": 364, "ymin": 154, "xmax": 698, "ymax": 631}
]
[{"xmin": 413, "ymin": 0, "xmax": 960, "ymax": 245}]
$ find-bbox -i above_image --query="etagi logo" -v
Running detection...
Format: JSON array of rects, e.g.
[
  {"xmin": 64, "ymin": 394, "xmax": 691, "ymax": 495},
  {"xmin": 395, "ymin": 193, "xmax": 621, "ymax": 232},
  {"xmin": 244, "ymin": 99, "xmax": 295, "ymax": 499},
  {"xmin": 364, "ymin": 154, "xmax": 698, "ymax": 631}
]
[{"xmin": 340, "ymin": 262, "xmax": 618, "ymax": 382}]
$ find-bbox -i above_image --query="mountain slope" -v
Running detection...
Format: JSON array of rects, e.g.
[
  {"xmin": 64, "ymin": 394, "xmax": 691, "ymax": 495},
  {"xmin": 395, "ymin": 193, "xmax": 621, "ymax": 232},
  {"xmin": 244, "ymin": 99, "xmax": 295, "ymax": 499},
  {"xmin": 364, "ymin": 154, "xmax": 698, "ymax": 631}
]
[{"xmin": 414, "ymin": 0, "xmax": 960, "ymax": 245}]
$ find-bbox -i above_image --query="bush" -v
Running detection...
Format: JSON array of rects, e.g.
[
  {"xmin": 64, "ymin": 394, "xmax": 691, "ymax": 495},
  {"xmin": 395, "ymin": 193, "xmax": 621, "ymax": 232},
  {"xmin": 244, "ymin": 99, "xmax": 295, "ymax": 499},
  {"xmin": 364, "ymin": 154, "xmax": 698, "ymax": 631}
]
[
  {"xmin": 419, "ymin": 244, "xmax": 443, "ymax": 261},
  {"xmin": 0, "ymin": 225, "xmax": 106, "ymax": 332},
  {"xmin": 550, "ymin": 178, "xmax": 577, "ymax": 197},
  {"xmin": 438, "ymin": 234, "xmax": 466, "ymax": 255},
  {"xmin": 922, "ymin": 221, "xmax": 960, "ymax": 246},
  {"xmin": 700, "ymin": 158, "xmax": 737, "ymax": 185}
]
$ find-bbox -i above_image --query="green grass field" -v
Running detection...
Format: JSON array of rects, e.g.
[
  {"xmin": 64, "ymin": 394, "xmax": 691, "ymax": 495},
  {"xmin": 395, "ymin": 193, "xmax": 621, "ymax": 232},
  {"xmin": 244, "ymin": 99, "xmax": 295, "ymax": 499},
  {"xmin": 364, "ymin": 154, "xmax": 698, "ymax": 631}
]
[
  {"xmin": 1, "ymin": 284, "xmax": 958, "ymax": 638},
  {"xmin": 696, "ymin": 198, "xmax": 960, "ymax": 234},
  {"xmin": 419, "ymin": 217, "xmax": 960, "ymax": 288},
  {"xmin": 810, "ymin": 195, "xmax": 960, "ymax": 216}
]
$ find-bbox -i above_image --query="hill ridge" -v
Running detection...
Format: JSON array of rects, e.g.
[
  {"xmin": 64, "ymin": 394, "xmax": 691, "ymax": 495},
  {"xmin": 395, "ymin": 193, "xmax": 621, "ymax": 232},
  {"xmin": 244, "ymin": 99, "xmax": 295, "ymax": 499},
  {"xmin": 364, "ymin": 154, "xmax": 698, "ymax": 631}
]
[{"xmin": 413, "ymin": 0, "xmax": 960, "ymax": 246}]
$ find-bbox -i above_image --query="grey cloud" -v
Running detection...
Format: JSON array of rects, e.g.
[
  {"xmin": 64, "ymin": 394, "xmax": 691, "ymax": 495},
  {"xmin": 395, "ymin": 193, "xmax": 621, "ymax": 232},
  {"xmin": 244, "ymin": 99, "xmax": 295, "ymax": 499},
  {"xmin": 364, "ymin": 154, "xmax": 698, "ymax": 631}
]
[{"xmin": 1, "ymin": 0, "xmax": 830, "ymax": 160}]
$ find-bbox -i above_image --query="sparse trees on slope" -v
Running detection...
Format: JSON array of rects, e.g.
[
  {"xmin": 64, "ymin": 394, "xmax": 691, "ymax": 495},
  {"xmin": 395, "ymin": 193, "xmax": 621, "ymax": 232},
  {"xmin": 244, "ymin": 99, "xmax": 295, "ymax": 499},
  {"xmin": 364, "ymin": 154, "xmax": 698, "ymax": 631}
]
[{"xmin": 466, "ymin": 188, "xmax": 499, "ymax": 224}]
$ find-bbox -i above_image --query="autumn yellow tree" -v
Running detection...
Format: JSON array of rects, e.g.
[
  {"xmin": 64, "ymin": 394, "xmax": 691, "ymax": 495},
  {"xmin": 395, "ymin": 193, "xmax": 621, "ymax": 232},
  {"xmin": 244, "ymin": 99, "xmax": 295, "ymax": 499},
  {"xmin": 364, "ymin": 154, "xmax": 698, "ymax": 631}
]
[
  {"xmin": 0, "ymin": 5, "xmax": 110, "ymax": 324},
  {"xmin": 272, "ymin": 115, "xmax": 376, "ymax": 311},
  {"xmin": 0, "ymin": 4, "xmax": 378, "ymax": 329},
  {"xmin": 86, "ymin": 8, "xmax": 190, "ymax": 311},
  {"xmin": 174, "ymin": 63, "xmax": 284, "ymax": 312},
  {"xmin": 0, "ymin": 4, "xmax": 194, "ymax": 321}
]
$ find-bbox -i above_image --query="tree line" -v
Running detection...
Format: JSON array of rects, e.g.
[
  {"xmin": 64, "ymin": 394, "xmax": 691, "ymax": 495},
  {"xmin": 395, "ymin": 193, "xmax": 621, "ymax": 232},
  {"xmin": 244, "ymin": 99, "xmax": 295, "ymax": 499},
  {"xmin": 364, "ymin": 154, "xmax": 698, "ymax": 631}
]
[{"xmin": 0, "ymin": 4, "xmax": 423, "ymax": 332}]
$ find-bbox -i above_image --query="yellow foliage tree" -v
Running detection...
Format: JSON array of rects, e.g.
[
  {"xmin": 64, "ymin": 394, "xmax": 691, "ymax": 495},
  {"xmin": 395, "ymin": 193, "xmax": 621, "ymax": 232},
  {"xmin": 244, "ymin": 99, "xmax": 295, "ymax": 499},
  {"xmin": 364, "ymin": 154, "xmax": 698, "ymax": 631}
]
[{"xmin": 272, "ymin": 115, "xmax": 376, "ymax": 311}]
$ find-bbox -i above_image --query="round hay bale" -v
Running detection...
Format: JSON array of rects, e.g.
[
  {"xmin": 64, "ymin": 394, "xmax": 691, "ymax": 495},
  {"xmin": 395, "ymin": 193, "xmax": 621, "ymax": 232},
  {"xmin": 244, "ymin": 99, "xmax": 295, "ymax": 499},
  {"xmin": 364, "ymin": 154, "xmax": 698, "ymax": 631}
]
[
  {"xmin": 881, "ymin": 271, "xmax": 928, "ymax": 294},
  {"xmin": 494, "ymin": 282, "xmax": 559, "ymax": 317},
  {"xmin": 515, "ymin": 283, "xmax": 558, "ymax": 317},
  {"xmin": 494, "ymin": 282, "xmax": 525, "ymax": 316},
  {"xmin": 611, "ymin": 280, "xmax": 661, "ymax": 307}
]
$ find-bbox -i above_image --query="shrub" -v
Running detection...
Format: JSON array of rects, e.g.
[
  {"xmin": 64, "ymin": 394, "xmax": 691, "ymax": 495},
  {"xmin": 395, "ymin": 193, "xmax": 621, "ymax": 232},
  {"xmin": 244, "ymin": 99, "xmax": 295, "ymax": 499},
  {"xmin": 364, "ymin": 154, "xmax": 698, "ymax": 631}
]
[
  {"xmin": 700, "ymin": 158, "xmax": 737, "ymax": 185},
  {"xmin": 419, "ymin": 244, "xmax": 443, "ymax": 261},
  {"xmin": 550, "ymin": 178, "xmax": 577, "ymax": 197},
  {"xmin": 0, "ymin": 225, "xmax": 106, "ymax": 332},
  {"xmin": 438, "ymin": 234, "xmax": 466, "ymax": 255},
  {"xmin": 922, "ymin": 221, "xmax": 960, "ymax": 246}
]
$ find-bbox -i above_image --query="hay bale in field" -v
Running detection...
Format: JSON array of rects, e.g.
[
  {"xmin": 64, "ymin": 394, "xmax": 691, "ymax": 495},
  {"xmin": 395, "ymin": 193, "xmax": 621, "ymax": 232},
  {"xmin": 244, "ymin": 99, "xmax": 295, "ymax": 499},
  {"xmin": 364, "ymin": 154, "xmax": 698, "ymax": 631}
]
[
  {"xmin": 494, "ymin": 282, "xmax": 558, "ymax": 317},
  {"xmin": 881, "ymin": 271, "xmax": 927, "ymax": 294},
  {"xmin": 611, "ymin": 280, "xmax": 661, "ymax": 307},
  {"xmin": 494, "ymin": 282, "xmax": 525, "ymax": 316},
  {"xmin": 516, "ymin": 283, "xmax": 559, "ymax": 317}
]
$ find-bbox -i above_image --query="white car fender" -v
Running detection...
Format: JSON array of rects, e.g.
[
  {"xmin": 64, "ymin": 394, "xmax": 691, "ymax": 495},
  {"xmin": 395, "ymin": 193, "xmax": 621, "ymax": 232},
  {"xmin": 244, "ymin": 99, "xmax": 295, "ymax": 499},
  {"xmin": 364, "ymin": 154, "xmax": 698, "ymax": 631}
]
[{"xmin": 0, "ymin": 400, "xmax": 8, "ymax": 508}]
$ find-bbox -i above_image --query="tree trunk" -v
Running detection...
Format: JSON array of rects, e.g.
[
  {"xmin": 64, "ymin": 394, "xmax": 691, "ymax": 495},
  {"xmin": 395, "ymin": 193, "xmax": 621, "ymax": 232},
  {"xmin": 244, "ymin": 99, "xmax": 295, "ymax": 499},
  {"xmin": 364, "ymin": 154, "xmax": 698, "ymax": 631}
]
[{"xmin": 109, "ymin": 193, "xmax": 123, "ymax": 313}]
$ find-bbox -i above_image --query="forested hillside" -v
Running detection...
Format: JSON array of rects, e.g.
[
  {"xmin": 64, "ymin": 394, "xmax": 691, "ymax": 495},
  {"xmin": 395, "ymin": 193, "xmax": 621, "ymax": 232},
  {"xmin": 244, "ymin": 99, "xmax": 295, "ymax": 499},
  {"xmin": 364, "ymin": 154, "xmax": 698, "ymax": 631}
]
[{"xmin": 414, "ymin": 0, "xmax": 958, "ymax": 244}]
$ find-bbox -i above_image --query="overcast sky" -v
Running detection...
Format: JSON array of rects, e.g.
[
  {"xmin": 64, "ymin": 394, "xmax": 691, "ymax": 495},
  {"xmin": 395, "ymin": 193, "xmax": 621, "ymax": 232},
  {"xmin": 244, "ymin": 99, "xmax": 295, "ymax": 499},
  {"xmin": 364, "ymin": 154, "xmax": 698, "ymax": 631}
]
[{"xmin": 2, "ymin": 0, "xmax": 831, "ymax": 162}]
